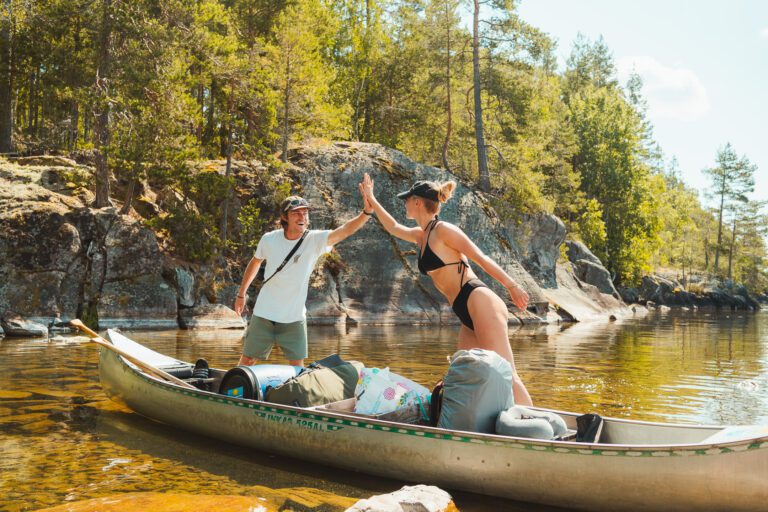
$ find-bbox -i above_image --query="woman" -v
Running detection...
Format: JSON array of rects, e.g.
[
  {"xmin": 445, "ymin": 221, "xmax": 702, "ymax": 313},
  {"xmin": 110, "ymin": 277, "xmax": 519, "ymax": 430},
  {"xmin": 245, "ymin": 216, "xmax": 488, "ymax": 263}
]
[{"xmin": 360, "ymin": 173, "xmax": 533, "ymax": 406}]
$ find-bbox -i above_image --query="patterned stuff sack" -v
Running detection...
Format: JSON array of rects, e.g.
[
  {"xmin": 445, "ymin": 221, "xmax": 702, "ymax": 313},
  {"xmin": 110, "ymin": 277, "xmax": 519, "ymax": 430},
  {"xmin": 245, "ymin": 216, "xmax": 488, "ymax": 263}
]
[
  {"xmin": 264, "ymin": 356, "xmax": 364, "ymax": 407},
  {"xmin": 354, "ymin": 367, "xmax": 430, "ymax": 418}
]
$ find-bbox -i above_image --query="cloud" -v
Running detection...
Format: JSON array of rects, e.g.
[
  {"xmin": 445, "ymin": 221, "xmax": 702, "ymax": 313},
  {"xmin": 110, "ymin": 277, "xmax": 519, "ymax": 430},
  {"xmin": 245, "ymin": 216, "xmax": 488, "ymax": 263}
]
[
  {"xmin": 761, "ymin": 27, "xmax": 768, "ymax": 38},
  {"xmin": 616, "ymin": 56, "xmax": 710, "ymax": 122}
]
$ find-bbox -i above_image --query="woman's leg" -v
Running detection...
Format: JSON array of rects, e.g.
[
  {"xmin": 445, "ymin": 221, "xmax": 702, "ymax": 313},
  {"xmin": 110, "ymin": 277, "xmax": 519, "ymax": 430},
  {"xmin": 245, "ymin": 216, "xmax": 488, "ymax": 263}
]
[{"xmin": 466, "ymin": 288, "xmax": 533, "ymax": 406}]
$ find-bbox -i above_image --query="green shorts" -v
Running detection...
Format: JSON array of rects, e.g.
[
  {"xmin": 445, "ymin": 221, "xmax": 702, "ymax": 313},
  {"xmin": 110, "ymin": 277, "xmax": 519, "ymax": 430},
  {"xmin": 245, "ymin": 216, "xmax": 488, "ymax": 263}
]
[{"xmin": 242, "ymin": 316, "xmax": 308, "ymax": 361}]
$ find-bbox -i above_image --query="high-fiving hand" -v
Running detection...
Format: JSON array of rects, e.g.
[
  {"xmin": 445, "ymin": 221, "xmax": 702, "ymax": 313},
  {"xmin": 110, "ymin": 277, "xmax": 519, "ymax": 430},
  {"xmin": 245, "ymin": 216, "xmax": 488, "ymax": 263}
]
[{"xmin": 360, "ymin": 173, "xmax": 375, "ymax": 203}]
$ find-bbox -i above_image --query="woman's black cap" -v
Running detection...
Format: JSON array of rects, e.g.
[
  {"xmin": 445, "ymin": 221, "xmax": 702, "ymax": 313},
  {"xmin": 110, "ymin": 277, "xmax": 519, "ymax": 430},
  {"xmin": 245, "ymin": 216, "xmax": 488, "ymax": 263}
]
[{"xmin": 397, "ymin": 181, "xmax": 439, "ymax": 201}]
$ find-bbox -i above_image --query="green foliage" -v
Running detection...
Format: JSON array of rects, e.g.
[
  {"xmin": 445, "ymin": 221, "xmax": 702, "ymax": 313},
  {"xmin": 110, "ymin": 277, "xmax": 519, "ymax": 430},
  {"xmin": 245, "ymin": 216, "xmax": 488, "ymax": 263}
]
[
  {"xmin": 268, "ymin": 0, "xmax": 348, "ymax": 157},
  {"xmin": 148, "ymin": 209, "xmax": 222, "ymax": 263},
  {"xmin": 236, "ymin": 173, "xmax": 291, "ymax": 252},
  {"xmin": 574, "ymin": 198, "xmax": 607, "ymax": 258},
  {"xmin": 566, "ymin": 80, "xmax": 663, "ymax": 285},
  {"xmin": 237, "ymin": 199, "xmax": 267, "ymax": 252},
  {"xmin": 4, "ymin": 0, "xmax": 766, "ymax": 290}
]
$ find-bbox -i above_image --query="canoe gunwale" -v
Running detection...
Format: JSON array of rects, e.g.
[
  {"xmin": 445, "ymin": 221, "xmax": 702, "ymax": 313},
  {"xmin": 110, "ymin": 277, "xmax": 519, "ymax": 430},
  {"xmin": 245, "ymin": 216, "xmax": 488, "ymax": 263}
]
[{"xmin": 99, "ymin": 346, "xmax": 768, "ymax": 454}]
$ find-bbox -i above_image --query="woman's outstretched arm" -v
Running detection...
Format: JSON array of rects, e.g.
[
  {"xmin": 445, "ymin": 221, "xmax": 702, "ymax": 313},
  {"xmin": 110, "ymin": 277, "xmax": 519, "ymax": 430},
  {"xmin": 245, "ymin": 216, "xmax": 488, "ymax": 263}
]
[
  {"xmin": 439, "ymin": 222, "xmax": 529, "ymax": 310},
  {"xmin": 360, "ymin": 173, "xmax": 420, "ymax": 244}
]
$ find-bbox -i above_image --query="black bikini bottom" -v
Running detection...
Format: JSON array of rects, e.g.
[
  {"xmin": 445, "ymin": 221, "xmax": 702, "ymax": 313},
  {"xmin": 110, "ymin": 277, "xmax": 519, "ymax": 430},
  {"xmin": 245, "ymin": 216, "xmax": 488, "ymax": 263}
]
[{"xmin": 451, "ymin": 279, "xmax": 489, "ymax": 330}]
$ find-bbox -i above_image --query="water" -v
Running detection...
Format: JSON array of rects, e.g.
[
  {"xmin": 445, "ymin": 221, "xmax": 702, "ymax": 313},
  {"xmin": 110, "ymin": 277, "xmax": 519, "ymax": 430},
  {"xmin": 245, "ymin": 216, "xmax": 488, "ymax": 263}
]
[{"xmin": 2, "ymin": 310, "xmax": 767, "ymax": 511}]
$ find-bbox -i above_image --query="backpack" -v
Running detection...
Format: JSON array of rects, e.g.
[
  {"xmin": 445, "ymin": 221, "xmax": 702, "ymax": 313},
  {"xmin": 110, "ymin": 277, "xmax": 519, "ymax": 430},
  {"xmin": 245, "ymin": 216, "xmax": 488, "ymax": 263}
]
[
  {"xmin": 264, "ymin": 355, "xmax": 363, "ymax": 408},
  {"xmin": 436, "ymin": 349, "xmax": 513, "ymax": 433}
]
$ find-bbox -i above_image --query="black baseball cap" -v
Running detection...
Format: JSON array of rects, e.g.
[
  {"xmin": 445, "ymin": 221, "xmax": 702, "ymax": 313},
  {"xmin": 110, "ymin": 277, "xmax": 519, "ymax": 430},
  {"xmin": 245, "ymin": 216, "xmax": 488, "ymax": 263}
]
[{"xmin": 397, "ymin": 181, "xmax": 439, "ymax": 201}]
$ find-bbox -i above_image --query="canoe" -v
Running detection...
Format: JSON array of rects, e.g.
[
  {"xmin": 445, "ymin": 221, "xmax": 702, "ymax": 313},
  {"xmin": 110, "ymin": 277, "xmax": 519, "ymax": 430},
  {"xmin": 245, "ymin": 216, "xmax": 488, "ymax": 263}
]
[{"xmin": 99, "ymin": 330, "xmax": 768, "ymax": 511}]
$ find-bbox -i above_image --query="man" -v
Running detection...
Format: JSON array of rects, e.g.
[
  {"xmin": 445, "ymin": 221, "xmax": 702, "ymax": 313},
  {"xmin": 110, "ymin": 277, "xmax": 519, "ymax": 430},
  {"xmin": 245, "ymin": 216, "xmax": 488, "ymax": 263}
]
[{"xmin": 234, "ymin": 192, "xmax": 373, "ymax": 367}]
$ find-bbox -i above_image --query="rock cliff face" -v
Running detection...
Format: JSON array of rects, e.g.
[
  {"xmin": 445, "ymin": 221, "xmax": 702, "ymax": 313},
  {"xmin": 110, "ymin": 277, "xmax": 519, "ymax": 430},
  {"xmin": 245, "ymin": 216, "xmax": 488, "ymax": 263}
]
[
  {"xmin": 292, "ymin": 143, "xmax": 549, "ymax": 325},
  {"xmin": 0, "ymin": 158, "xmax": 178, "ymax": 329},
  {"xmin": 0, "ymin": 143, "xmax": 627, "ymax": 331}
]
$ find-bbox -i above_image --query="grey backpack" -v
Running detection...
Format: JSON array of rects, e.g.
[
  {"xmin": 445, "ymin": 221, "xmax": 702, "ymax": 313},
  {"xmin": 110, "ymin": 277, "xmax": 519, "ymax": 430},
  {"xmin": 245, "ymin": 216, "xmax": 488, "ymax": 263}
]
[{"xmin": 436, "ymin": 349, "xmax": 514, "ymax": 433}]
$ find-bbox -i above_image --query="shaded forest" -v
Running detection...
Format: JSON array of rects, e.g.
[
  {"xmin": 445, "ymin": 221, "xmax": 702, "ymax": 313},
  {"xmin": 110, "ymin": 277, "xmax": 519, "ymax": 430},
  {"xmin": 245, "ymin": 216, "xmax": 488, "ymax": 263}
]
[{"xmin": 0, "ymin": 0, "xmax": 764, "ymax": 289}]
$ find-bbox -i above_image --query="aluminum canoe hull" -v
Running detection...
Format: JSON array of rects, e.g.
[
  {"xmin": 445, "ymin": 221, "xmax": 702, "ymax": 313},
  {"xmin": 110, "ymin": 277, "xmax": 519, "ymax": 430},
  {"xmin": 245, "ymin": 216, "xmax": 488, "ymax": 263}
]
[{"xmin": 98, "ymin": 343, "xmax": 768, "ymax": 511}]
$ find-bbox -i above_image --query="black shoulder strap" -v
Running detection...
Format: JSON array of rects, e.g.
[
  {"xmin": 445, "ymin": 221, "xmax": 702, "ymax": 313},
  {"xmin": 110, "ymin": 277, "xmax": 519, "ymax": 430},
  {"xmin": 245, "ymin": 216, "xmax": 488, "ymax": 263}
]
[
  {"xmin": 262, "ymin": 230, "xmax": 309, "ymax": 286},
  {"xmin": 429, "ymin": 380, "xmax": 444, "ymax": 427}
]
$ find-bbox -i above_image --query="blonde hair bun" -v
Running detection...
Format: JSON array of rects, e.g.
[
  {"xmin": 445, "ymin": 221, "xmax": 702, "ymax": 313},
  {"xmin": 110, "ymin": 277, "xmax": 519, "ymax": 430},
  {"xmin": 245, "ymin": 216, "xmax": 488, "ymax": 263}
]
[{"xmin": 438, "ymin": 181, "xmax": 456, "ymax": 203}]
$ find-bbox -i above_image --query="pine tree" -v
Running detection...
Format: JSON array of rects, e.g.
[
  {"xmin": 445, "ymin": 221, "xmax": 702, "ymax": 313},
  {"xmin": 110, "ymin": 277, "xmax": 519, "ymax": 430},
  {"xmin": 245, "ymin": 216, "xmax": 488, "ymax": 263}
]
[{"xmin": 703, "ymin": 143, "xmax": 756, "ymax": 275}]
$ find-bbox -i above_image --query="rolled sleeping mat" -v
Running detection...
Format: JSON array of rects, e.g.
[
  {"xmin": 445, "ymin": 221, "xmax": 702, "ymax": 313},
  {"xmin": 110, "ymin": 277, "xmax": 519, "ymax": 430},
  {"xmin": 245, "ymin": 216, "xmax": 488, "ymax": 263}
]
[{"xmin": 496, "ymin": 406, "xmax": 568, "ymax": 440}]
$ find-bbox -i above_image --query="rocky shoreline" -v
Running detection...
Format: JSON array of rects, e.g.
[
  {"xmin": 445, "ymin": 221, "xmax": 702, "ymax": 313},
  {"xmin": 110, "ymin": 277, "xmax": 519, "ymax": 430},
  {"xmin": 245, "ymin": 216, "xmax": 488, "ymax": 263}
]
[{"xmin": 0, "ymin": 143, "xmax": 760, "ymax": 338}]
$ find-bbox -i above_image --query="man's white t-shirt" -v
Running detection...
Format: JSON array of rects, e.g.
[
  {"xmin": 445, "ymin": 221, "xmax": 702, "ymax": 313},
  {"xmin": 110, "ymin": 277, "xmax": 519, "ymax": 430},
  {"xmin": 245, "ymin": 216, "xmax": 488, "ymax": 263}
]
[{"xmin": 252, "ymin": 229, "xmax": 332, "ymax": 323}]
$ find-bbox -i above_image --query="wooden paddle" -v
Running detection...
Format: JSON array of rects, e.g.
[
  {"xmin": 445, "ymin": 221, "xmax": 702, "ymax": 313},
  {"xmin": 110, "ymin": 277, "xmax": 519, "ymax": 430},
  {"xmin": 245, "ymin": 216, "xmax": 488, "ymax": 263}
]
[{"xmin": 69, "ymin": 319, "xmax": 197, "ymax": 390}]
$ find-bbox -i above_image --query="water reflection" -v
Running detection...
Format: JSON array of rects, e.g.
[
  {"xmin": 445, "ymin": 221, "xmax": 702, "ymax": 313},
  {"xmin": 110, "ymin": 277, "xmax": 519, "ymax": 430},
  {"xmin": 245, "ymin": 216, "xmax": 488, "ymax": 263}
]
[{"xmin": 1, "ymin": 310, "xmax": 767, "ymax": 510}]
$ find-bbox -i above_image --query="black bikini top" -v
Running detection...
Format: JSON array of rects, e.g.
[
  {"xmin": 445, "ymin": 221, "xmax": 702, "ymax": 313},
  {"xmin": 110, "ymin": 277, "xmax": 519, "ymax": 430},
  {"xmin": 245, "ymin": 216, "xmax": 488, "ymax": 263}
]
[{"xmin": 417, "ymin": 219, "xmax": 468, "ymax": 280}]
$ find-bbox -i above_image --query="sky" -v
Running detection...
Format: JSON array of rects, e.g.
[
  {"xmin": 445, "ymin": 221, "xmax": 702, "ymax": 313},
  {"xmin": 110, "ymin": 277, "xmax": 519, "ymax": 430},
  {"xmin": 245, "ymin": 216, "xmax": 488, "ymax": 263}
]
[{"xmin": 514, "ymin": 0, "xmax": 768, "ymax": 204}]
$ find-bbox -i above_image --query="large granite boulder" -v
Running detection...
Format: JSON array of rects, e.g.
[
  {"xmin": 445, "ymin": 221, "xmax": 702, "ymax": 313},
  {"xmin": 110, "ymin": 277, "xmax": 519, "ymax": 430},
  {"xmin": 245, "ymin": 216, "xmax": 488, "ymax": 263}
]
[
  {"xmin": 624, "ymin": 275, "xmax": 759, "ymax": 311},
  {"xmin": 638, "ymin": 275, "xmax": 695, "ymax": 307},
  {"xmin": 178, "ymin": 304, "xmax": 245, "ymax": 329},
  {"xmin": 508, "ymin": 213, "xmax": 566, "ymax": 289},
  {"xmin": 291, "ymin": 142, "xmax": 546, "ymax": 324},
  {"xmin": 565, "ymin": 239, "xmax": 602, "ymax": 265},
  {"xmin": 564, "ymin": 240, "xmax": 620, "ymax": 298},
  {"xmin": 0, "ymin": 311, "xmax": 48, "ymax": 337}
]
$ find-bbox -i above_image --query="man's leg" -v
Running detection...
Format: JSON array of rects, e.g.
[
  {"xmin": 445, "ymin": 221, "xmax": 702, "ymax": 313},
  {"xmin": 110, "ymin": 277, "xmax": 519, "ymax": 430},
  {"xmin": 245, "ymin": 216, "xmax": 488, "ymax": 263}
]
[
  {"xmin": 274, "ymin": 319, "xmax": 308, "ymax": 367},
  {"xmin": 240, "ymin": 316, "xmax": 275, "ymax": 365}
]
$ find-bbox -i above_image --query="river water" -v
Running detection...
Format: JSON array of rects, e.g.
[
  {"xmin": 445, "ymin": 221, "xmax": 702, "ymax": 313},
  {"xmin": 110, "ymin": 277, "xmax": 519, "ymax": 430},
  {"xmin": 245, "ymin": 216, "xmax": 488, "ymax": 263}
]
[{"xmin": 2, "ymin": 309, "xmax": 767, "ymax": 511}]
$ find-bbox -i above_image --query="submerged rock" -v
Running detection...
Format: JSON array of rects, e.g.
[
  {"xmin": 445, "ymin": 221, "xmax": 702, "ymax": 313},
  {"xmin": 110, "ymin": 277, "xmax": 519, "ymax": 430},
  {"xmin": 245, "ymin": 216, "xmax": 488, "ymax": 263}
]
[{"xmin": 34, "ymin": 492, "xmax": 279, "ymax": 511}]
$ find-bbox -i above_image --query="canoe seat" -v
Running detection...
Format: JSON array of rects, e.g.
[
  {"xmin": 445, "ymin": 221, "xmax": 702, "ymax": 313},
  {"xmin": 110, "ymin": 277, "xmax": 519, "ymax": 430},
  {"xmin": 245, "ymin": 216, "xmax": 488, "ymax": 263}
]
[{"xmin": 556, "ymin": 429, "xmax": 577, "ymax": 441}]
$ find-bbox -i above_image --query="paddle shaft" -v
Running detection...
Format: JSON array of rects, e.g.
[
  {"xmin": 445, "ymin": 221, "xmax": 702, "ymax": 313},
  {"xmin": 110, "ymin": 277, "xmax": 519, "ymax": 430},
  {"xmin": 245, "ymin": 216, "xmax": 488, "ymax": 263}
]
[{"xmin": 70, "ymin": 320, "xmax": 197, "ymax": 390}]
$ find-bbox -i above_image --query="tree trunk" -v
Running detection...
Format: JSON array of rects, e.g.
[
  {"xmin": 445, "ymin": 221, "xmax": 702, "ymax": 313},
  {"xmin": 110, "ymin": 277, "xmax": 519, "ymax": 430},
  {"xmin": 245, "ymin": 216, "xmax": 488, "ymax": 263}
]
[
  {"xmin": 472, "ymin": 0, "xmax": 489, "ymax": 191},
  {"xmin": 202, "ymin": 78, "xmax": 216, "ymax": 149},
  {"xmin": 83, "ymin": 107, "xmax": 90, "ymax": 140},
  {"xmin": 713, "ymin": 178, "xmax": 725, "ymax": 273},
  {"xmin": 0, "ymin": 1, "xmax": 14, "ymax": 153},
  {"xmin": 68, "ymin": 101, "xmax": 79, "ymax": 151},
  {"xmin": 195, "ymin": 70, "xmax": 204, "ymax": 142},
  {"xmin": 703, "ymin": 237, "xmax": 709, "ymax": 271},
  {"xmin": 120, "ymin": 164, "xmax": 139, "ymax": 215},
  {"xmin": 93, "ymin": 0, "xmax": 113, "ymax": 208},
  {"xmin": 281, "ymin": 58, "xmax": 291, "ymax": 163},
  {"xmin": 727, "ymin": 216, "xmax": 736, "ymax": 280},
  {"xmin": 441, "ymin": 4, "xmax": 452, "ymax": 171},
  {"xmin": 353, "ymin": 75, "xmax": 364, "ymax": 141},
  {"xmin": 361, "ymin": 0, "xmax": 372, "ymax": 141},
  {"xmin": 27, "ymin": 69, "xmax": 35, "ymax": 133},
  {"xmin": 220, "ymin": 91, "xmax": 234, "ymax": 244}
]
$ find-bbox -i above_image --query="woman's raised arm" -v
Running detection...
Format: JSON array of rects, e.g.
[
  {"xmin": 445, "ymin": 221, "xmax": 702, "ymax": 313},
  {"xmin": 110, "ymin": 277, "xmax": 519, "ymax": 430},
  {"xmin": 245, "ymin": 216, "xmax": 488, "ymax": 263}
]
[{"xmin": 360, "ymin": 173, "xmax": 420, "ymax": 244}]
